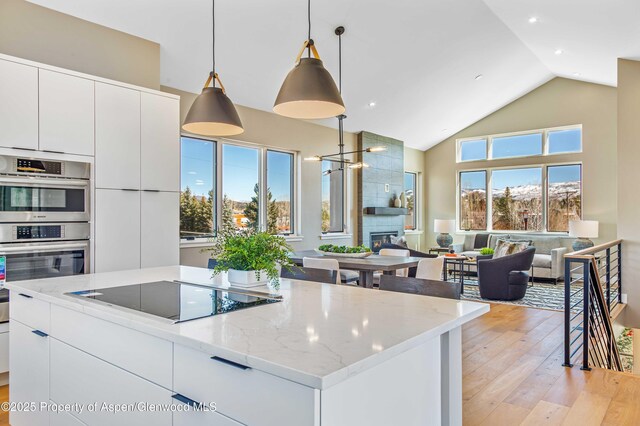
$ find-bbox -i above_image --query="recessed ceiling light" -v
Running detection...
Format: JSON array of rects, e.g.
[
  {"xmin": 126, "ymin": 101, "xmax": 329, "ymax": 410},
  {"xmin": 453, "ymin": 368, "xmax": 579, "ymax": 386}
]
[
  {"xmin": 554, "ymin": 49, "xmax": 563, "ymax": 56},
  {"xmin": 368, "ymin": 101, "xmax": 376, "ymax": 108},
  {"xmin": 528, "ymin": 17, "xmax": 538, "ymax": 24},
  {"xmin": 475, "ymin": 74, "xmax": 483, "ymax": 81}
]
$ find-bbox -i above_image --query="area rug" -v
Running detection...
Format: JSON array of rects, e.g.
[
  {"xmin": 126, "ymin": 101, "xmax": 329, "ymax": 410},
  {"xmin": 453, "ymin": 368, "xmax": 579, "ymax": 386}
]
[{"xmin": 460, "ymin": 280, "xmax": 575, "ymax": 311}]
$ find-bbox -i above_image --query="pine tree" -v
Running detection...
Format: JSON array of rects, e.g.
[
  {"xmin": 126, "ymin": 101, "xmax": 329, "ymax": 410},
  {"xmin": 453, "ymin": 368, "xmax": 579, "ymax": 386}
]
[{"xmin": 243, "ymin": 183, "xmax": 279, "ymax": 234}]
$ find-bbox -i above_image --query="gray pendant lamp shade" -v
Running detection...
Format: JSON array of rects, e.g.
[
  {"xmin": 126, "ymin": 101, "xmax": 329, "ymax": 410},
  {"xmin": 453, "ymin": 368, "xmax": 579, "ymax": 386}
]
[
  {"xmin": 183, "ymin": 83, "xmax": 244, "ymax": 136},
  {"xmin": 182, "ymin": 0, "xmax": 244, "ymax": 136},
  {"xmin": 274, "ymin": 56, "xmax": 345, "ymax": 119}
]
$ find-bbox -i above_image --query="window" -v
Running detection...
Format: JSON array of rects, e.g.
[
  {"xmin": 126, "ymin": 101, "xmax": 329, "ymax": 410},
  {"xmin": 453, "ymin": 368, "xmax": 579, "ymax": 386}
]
[
  {"xmin": 266, "ymin": 150, "xmax": 294, "ymax": 235},
  {"xmin": 222, "ymin": 144, "xmax": 260, "ymax": 231},
  {"xmin": 180, "ymin": 137, "xmax": 215, "ymax": 239},
  {"xmin": 459, "ymin": 171, "xmax": 487, "ymax": 230},
  {"xmin": 321, "ymin": 160, "xmax": 344, "ymax": 233},
  {"xmin": 492, "ymin": 133, "xmax": 543, "ymax": 159},
  {"xmin": 491, "ymin": 168, "xmax": 543, "ymax": 231},
  {"xmin": 180, "ymin": 137, "xmax": 297, "ymax": 239},
  {"xmin": 548, "ymin": 129, "xmax": 582, "ymax": 154},
  {"xmin": 459, "ymin": 139, "xmax": 487, "ymax": 162},
  {"xmin": 404, "ymin": 172, "xmax": 417, "ymax": 230},
  {"xmin": 456, "ymin": 126, "xmax": 582, "ymax": 163},
  {"xmin": 547, "ymin": 164, "xmax": 582, "ymax": 232}
]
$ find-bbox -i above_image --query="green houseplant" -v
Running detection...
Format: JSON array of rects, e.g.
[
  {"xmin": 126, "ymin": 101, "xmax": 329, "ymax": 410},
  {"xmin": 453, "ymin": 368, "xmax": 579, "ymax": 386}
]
[
  {"xmin": 208, "ymin": 229, "xmax": 295, "ymax": 287},
  {"xmin": 479, "ymin": 247, "xmax": 494, "ymax": 256}
]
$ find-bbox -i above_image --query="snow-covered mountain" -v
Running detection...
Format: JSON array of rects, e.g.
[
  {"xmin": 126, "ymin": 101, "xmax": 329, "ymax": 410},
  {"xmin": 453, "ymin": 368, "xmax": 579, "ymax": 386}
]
[{"xmin": 461, "ymin": 181, "xmax": 579, "ymax": 201}]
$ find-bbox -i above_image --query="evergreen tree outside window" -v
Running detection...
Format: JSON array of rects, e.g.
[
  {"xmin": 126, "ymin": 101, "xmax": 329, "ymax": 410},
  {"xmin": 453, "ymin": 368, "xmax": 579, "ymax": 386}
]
[{"xmin": 180, "ymin": 137, "xmax": 215, "ymax": 239}]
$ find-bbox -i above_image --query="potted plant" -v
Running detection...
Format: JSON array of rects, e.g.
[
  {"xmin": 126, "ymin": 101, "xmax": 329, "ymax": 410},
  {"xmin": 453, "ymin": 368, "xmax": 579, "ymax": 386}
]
[
  {"xmin": 208, "ymin": 229, "xmax": 295, "ymax": 288},
  {"xmin": 477, "ymin": 247, "xmax": 494, "ymax": 261}
]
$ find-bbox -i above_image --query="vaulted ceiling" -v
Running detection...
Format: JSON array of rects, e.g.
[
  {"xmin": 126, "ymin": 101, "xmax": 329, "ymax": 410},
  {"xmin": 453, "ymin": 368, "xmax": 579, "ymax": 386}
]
[{"xmin": 26, "ymin": 0, "xmax": 640, "ymax": 150}]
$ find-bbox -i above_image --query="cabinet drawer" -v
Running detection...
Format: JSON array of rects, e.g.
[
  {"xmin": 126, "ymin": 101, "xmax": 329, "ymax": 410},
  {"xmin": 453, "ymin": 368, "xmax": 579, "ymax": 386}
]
[
  {"xmin": 51, "ymin": 305, "xmax": 172, "ymax": 389},
  {"xmin": 0, "ymin": 331, "xmax": 8, "ymax": 373},
  {"xmin": 49, "ymin": 406, "xmax": 87, "ymax": 426},
  {"xmin": 50, "ymin": 339, "xmax": 172, "ymax": 426},
  {"xmin": 174, "ymin": 345, "xmax": 319, "ymax": 426},
  {"xmin": 10, "ymin": 292, "xmax": 50, "ymax": 333},
  {"xmin": 173, "ymin": 405, "xmax": 242, "ymax": 426}
]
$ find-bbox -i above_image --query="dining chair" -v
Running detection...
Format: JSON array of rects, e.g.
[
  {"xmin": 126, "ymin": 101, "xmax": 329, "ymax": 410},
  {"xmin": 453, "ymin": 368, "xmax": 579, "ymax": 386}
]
[
  {"xmin": 280, "ymin": 266, "xmax": 337, "ymax": 285},
  {"xmin": 302, "ymin": 257, "xmax": 341, "ymax": 284},
  {"xmin": 378, "ymin": 275, "xmax": 461, "ymax": 300},
  {"xmin": 415, "ymin": 257, "xmax": 445, "ymax": 280},
  {"xmin": 378, "ymin": 248, "xmax": 411, "ymax": 277}
]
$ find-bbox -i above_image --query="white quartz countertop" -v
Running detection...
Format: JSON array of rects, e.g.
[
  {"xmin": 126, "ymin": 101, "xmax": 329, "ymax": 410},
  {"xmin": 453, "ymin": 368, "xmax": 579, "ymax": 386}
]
[{"xmin": 6, "ymin": 266, "xmax": 489, "ymax": 389}]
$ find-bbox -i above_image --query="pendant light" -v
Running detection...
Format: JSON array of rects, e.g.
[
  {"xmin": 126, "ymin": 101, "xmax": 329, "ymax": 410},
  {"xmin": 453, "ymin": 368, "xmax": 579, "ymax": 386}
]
[
  {"xmin": 303, "ymin": 27, "xmax": 386, "ymax": 169},
  {"xmin": 273, "ymin": 0, "xmax": 345, "ymax": 119},
  {"xmin": 182, "ymin": 0, "xmax": 244, "ymax": 136}
]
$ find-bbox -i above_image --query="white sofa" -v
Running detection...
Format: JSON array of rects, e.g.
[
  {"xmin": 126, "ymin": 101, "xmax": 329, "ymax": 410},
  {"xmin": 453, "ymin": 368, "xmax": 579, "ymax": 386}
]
[{"xmin": 450, "ymin": 233, "xmax": 573, "ymax": 283}]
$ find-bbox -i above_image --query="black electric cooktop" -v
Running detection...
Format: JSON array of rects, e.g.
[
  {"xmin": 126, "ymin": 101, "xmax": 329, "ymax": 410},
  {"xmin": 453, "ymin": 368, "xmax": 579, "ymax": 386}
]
[{"xmin": 66, "ymin": 280, "xmax": 282, "ymax": 323}]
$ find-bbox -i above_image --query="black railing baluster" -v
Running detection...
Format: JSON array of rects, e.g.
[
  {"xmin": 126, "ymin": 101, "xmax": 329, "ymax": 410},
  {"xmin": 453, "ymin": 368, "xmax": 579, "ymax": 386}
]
[
  {"xmin": 606, "ymin": 247, "xmax": 611, "ymax": 312},
  {"xmin": 582, "ymin": 259, "xmax": 591, "ymax": 371},
  {"xmin": 563, "ymin": 257, "xmax": 572, "ymax": 367},
  {"xmin": 618, "ymin": 243, "xmax": 622, "ymax": 304}
]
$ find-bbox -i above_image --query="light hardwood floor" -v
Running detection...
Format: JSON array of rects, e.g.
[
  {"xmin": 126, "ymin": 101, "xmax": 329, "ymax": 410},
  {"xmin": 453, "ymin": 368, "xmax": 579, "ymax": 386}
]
[
  {"xmin": 462, "ymin": 303, "xmax": 640, "ymax": 425},
  {"xmin": 0, "ymin": 304, "xmax": 637, "ymax": 425}
]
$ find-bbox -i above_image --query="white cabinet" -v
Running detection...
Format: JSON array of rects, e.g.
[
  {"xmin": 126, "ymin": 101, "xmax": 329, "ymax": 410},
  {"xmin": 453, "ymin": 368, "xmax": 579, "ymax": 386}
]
[
  {"xmin": 141, "ymin": 93, "xmax": 180, "ymax": 192},
  {"xmin": 141, "ymin": 191, "xmax": 179, "ymax": 268},
  {"xmin": 0, "ymin": 59, "xmax": 38, "ymax": 150},
  {"xmin": 0, "ymin": 324, "xmax": 9, "ymax": 374},
  {"xmin": 95, "ymin": 189, "xmax": 141, "ymax": 272},
  {"xmin": 95, "ymin": 83, "xmax": 141, "ymax": 189},
  {"xmin": 50, "ymin": 339, "xmax": 172, "ymax": 426},
  {"xmin": 173, "ymin": 407, "xmax": 243, "ymax": 426},
  {"xmin": 50, "ymin": 408, "xmax": 87, "ymax": 426},
  {"xmin": 9, "ymin": 320, "xmax": 49, "ymax": 426},
  {"xmin": 39, "ymin": 69, "xmax": 94, "ymax": 155}
]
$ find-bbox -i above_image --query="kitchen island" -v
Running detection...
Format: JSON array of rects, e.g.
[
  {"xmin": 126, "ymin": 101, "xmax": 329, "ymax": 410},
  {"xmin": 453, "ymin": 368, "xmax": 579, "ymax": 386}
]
[{"xmin": 6, "ymin": 266, "xmax": 489, "ymax": 426}]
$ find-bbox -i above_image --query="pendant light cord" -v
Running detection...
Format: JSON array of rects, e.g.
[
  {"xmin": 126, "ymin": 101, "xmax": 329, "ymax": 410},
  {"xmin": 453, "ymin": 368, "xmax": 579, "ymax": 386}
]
[
  {"xmin": 307, "ymin": 0, "xmax": 311, "ymax": 58},
  {"xmin": 212, "ymin": 0, "xmax": 216, "ymax": 78},
  {"xmin": 338, "ymin": 31, "xmax": 342, "ymax": 93}
]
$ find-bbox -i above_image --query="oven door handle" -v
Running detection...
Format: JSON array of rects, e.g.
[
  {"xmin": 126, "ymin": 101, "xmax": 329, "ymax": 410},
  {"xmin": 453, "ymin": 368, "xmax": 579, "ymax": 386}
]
[
  {"xmin": 0, "ymin": 176, "xmax": 89, "ymax": 187},
  {"xmin": 0, "ymin": 243, "xmax": 88, "ymax": 254}
]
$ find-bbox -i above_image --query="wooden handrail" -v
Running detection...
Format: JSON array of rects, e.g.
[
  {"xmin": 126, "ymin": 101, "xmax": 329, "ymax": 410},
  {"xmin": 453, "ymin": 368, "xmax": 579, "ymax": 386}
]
[{"xmin": 564, "ymin": 239, "xmax": 623, "ymax": 260}]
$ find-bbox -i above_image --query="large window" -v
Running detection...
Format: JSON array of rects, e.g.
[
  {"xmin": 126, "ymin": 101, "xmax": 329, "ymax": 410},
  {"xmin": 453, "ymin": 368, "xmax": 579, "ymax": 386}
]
[
  {"xmin": 458, "ymin": 164, "xmax": 582, "ymax": 233},
  {"xmin": 457, "ymin": 126, "xmax": 581, "ymax": 163},
  {"xmin": 180, "ymin": 137, "xmax": 297, "ymax": 239},
  {"xmin": 266, "ymin": 150, "xmax": 294, "ymax": 234},
  {"xmin": 459, "ymin": 171, "xmax": 487, "ymax": 231},
  {"xmin": 321, "ymin": 160, "xmax": 344, "ymax": 233},
  {"xmin": 491, "ymin": 168, "xmax": 542, "ymax": 231},
  {"xmin": 222, "ymin": 145, "xmax": 260, "ymax": 231},
  {"xmin": 180, "ymin": 137, "xmax": 215, "ymax": 239},
  {"xmin": 404, "ymin": 172, "xmax": 417, "ymax": 230},
  {"xmin": 547, "ymin": 164, "xmax": 582, "ymax": 232}
]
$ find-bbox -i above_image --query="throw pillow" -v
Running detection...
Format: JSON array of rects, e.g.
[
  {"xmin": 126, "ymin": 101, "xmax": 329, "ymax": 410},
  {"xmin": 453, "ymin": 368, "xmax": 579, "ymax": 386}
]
[
  {"xmin": 390, "ymin": 235, "xmax": 408, "ymax": 248},
  {"xmin": 493, "ymin": 240, "xmax": 530, "ymax": 259}
]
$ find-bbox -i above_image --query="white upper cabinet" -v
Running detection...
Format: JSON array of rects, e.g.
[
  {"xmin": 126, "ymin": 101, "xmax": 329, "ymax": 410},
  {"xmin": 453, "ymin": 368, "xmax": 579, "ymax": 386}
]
[
  {"xmin": 95, "ymin": 83, "xmax": 141, "ymax": 189},
  {"xmin": 0, "ymin": 59, "xmax": 38, "ymax": 150},
  {"xmin": 141, "ymin": 191, "xmax": 179, "ymax": 268},
  {"xmin": 39, "ymin": 69, "xmax": 94, "ymax": 156},
  {"xmin": 141, "ymin": 93, "xmax": 180, "ymax": 192}
]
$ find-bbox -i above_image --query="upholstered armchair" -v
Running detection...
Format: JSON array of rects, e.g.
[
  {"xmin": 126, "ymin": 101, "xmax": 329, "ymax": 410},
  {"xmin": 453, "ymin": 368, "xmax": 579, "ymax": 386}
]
[{"xmin": 477, "ymin": 247, "xmax": 536, "ymax": 301}]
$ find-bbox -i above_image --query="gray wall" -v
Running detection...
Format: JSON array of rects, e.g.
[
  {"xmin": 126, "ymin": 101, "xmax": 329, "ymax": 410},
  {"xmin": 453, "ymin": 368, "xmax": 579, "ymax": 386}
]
[{"xmin": 357, "ymin": 132, "xmax": 406, "ymax": 248}]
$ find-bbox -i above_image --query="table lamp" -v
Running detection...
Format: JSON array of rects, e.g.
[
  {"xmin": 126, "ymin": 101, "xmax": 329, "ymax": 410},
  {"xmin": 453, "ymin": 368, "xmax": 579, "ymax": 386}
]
[
  {"xmin": 569, "ymin": 220, "xmax": 599, "ymax": 251},
  {"xmin": 434, "ymin": 219, "xmax": 456, "ymax": 248}
]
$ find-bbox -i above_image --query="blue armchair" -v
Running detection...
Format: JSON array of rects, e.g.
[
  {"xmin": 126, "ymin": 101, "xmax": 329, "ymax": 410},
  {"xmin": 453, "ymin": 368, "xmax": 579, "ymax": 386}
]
[{"xmin": 477, "ymin": 247, "xmax": 536, "ymax": 301}]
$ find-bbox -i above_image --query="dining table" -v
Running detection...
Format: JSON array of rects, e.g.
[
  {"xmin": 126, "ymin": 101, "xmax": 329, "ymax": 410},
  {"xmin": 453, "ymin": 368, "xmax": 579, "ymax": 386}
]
[{"xmin": 289, "ymin": 250, "xmax": 424, "ymax": 288}]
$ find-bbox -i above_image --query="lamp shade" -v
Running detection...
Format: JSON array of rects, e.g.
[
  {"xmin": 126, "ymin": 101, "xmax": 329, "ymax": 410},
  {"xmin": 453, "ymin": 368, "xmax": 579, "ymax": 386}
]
[
  {"xmin": 434, "ymin": 219, "xmax": 456, "ymax": 233},
  {"xmin": 274, "ymin": 58, "xmax": 345, "ymax": 119},
  {"xmin": 569, "ymin": 220, "xmax": 599, "ymax": 238},
  {"xmin": 182, "ymin": 87, "xmax": 244, "ymax": 136}
]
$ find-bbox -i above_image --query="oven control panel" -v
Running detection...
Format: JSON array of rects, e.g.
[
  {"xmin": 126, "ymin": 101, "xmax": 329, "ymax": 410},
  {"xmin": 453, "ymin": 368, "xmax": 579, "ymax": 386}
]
[
  {"xmin": 16, "ymin": 158, "xmax": 64, "ymax": 175},
  {"xmin": 14, "ymin": 225, "xmax": 64, "ymax": 240}
]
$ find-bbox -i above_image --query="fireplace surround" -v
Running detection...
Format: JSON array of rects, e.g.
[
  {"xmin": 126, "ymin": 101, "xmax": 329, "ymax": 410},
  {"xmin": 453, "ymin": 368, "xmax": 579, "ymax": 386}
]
[{"xmin": 370, "ymin": 231, "xmax": 399, "ymax": 253}]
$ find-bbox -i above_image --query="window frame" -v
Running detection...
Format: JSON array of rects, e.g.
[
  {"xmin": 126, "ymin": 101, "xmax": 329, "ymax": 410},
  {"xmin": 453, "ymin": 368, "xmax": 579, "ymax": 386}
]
[
  {"xmin": 179, "ymin": 135, "xmax": 300, "ymax": 243},
  {"xmin": 456, "ymin": 162, "xmax": 583, "ymax": 234},
  {"xmin": 456, "ymin": 125, "xmax": 582, "ymax": 163},
  {"xmin": 404, "ymin": 171, "xmax": 419, "ymax": 231},
  {"xmin": 320, "ymin": 160, "xmax": 347, "ymax": 235}
]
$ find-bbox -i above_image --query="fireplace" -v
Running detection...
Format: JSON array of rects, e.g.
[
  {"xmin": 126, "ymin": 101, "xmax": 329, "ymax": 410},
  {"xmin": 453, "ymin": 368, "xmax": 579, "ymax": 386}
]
[{"xmin": 370, "ymin": 231, "xmax": 398, "ymax": 253}]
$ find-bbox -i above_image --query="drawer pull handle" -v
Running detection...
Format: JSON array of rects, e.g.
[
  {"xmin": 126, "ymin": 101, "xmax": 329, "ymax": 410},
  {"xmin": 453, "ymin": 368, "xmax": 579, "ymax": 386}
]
[
  {"xmin": 18, "ymin": 293, "xmax": 33, "ymax": 299},
  {"xmin": 211, "ymin": 356, "xmax": 250, "ymax": 370},
  {"xmin": 171, "ymin": 393, "xmax": 201, "ymax": 408},
  {"xmin": 31, "ymin": 330, "xmax": 48, "ymax": 338}
]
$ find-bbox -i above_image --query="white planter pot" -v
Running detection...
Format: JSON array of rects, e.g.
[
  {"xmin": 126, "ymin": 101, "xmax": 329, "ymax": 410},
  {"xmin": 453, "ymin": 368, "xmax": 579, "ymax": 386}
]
[{"xmin": 227, "ymin": 269, "xmax": 270, "ymax": 288}]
